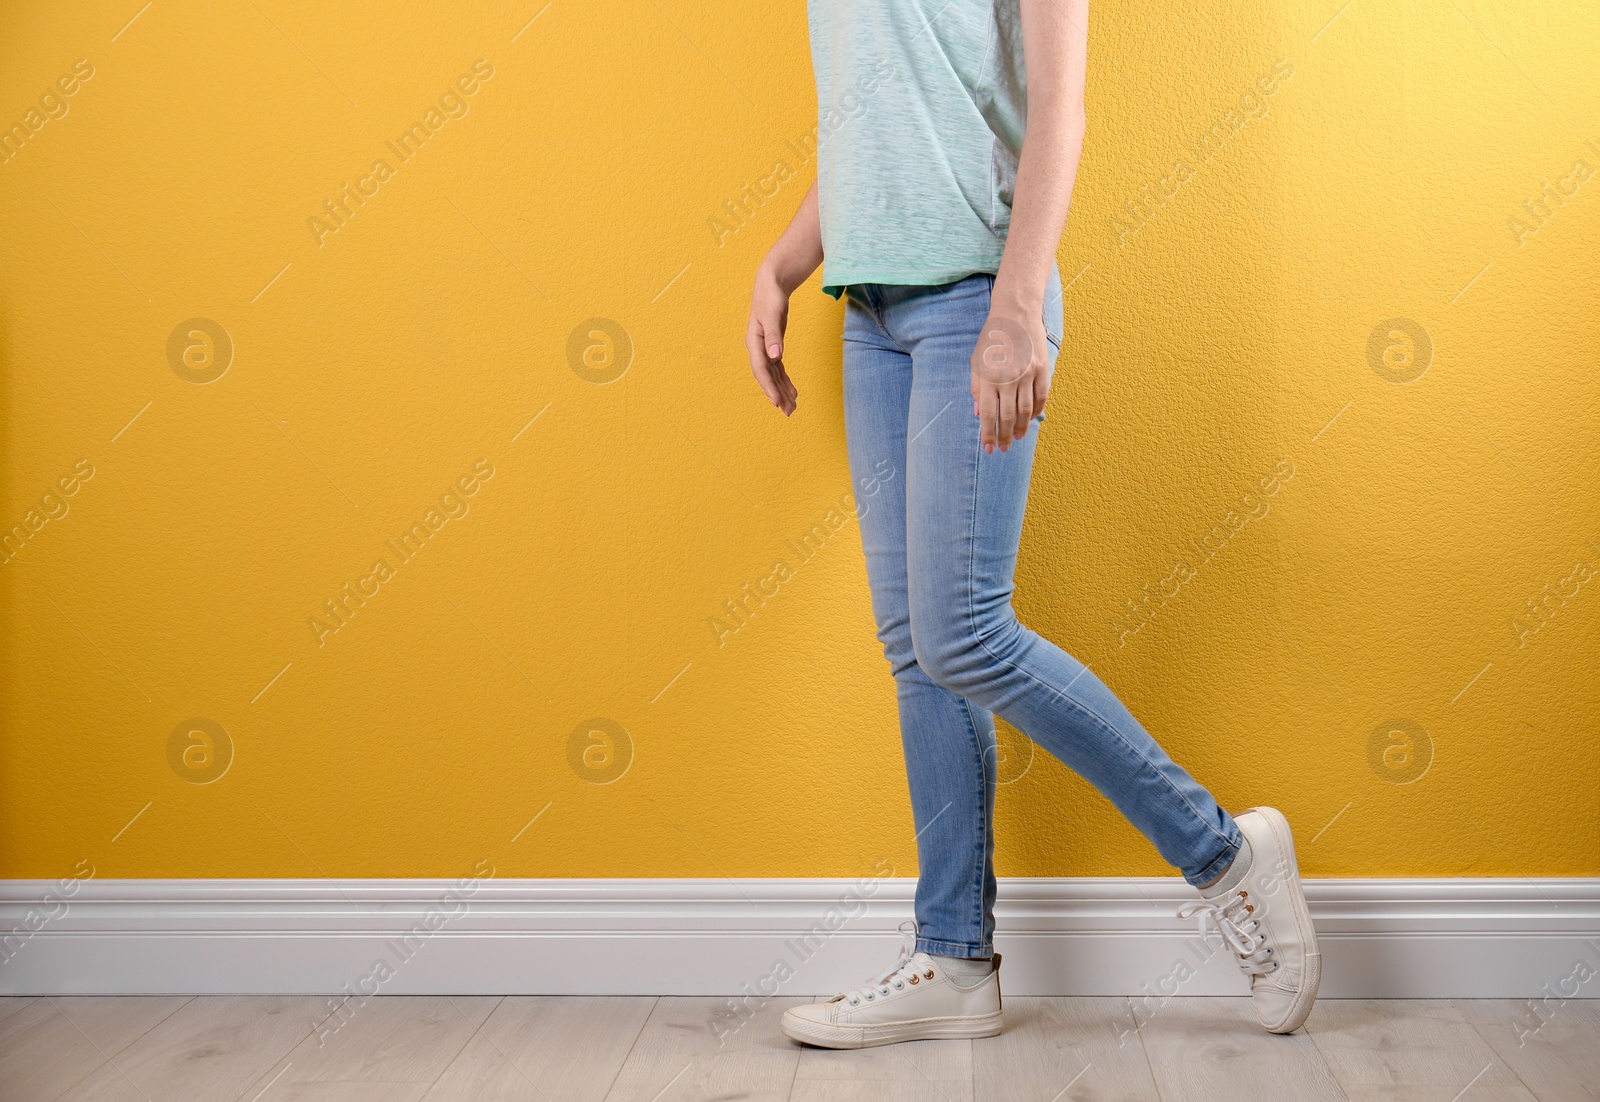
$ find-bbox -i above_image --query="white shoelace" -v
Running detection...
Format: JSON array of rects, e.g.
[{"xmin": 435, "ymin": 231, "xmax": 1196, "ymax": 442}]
[
  {"xmin": 841, "ymin": 947, "xmax": 926, "ymax": 1007},
  {"xmin": 1177, "ymin": 889, "xmax": 1280, "ymax": 977},
  {"xmin": 840, "ymin": 919, "xmax": 928, "ymax": 1007}
]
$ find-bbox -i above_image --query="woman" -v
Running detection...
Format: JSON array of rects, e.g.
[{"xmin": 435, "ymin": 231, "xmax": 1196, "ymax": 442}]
[{"xmin": 746, "ymin": 0, "xmax": 1321, "ymax": 1048}]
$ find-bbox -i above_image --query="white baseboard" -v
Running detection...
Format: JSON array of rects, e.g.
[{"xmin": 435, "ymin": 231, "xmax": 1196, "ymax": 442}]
[{"xmin": 2, "ymin": 877, "xmax": 1597, "ymax": 998}]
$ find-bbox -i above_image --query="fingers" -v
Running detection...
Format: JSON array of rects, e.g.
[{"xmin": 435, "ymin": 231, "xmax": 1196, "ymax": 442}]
[
  {"xmin": 771, "ymin": 359, "xmax": 799, "ymax": 411},
  {"xmin": 746, "ymin": 320, "xmax": 797, "ymax": 415},
  {"xmin": 977, "ymin": 383, "xmax": 999, "ymax": 454},
  {"xmin": 745, "ymin": 327, "xmax": 780, "ymax": 406},
  {"xmin": 979, "ymin": 371, "xmax": 1048, "ymax": 452},
  {"xmin": 754, "ymin": 294, "xmax": 789, "ymax": 365},
  {"xmin": 1013, "ymin": 383, "xmax": 1033, "ymax": 438},
  {"xmin": 995, "ymin": 383, "xmax": 1017, "ymax": 451}
]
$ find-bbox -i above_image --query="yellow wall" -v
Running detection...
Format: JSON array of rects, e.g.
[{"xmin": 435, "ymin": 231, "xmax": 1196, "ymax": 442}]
[{"xmin": 2, "ymin": 1, "xmax": 1596, "ymax": 882}]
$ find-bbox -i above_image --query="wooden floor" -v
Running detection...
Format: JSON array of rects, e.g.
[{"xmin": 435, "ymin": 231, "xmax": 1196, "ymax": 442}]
[{"xmin": 1, "ymin": 994, "xmax": 1594, "ymax": 1101}]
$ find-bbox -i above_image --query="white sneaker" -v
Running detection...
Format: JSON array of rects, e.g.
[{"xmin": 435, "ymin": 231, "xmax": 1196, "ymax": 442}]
[
  {"xmin": 779, "ymin": 946, "xmax": 1003, "ymax": 1049},
  {"xmin": 1177, "ymin": 805, "xmax": 1322, "ymax": 1033}
]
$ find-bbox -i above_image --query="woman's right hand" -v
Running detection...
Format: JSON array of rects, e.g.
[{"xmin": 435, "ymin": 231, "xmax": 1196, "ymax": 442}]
[
  {"xmin": 746, "ymin": 264, "xmax": 798, "ymax": 416},
  {"xmin": 744, "ymin": 179, "xmax": 821, "ymax": 417}
]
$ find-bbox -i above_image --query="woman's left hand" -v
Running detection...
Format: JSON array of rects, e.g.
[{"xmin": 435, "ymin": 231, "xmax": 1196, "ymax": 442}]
[{"xmin": 971, "ymin": 305, "xmax": 1050, "ymax": 453}]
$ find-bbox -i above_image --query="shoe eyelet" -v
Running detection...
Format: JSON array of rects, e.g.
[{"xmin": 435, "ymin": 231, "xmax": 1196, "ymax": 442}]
[
  {"xmin": 909, "ymin": 976, "xmax": 919, "ymax": 984},
  {"xmin": 925, "ymin": 970, "xmax": 935, "ymax": 979}
]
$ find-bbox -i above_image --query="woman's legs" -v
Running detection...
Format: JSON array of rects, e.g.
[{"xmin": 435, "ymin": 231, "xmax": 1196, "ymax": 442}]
[
  {"xmin": 842, "ymin": 283, "xmax": 998, "ymax": 959},
  {"xmin": 900, "ymin": 271, "xmax": 1243, "ymax": 892},
  {"xmin": 842, "ymin": 268, "xmax": 1244, "ymax": 960}
]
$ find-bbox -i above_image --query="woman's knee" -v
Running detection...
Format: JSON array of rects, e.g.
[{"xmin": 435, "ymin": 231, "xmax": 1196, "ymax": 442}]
[{"xmin": 911, "ymin": 616, "xmax": 994, "ymax": 694}]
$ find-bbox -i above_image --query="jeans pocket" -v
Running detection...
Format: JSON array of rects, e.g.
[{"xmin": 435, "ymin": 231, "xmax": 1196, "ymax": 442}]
[
  {"xmin": 1040, "ymin": 280, "xmax": 1065, "ymax": 424},
  {"xmin": 1043, "ymin": 297, "xmax": 1064, "ymax": 355}
]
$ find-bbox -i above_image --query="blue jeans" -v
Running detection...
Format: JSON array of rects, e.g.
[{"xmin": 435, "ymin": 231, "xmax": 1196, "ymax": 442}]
[{"xmin": 840, "ymin": 264, "xmax": 1243, "ymax": 959}]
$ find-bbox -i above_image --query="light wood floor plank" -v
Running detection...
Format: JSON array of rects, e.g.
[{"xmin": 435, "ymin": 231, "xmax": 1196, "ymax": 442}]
[
  {"xmin": 422, "ymin": 996, "xmax": 656, "ymax": 1102},
  {"xmin": 238, "ymin": 1085, "xmax": 430, "ymax": 1102},
  {"xmin": 0, "ymin": 996, "xmax": 187, "ymax": 1102},
  {"xmin": 235, "ymin": 995, "xmax": 502, "ymax": 1098},
  {"xmin": 974, "ymin": 997, "xmax": 1158, "ymax": 1102},
  {"xmin": 790, "ymin": 1083, "xmax": 973, "ymax": 1102},
  {"xmin": 1305, "ymin": 999, "xmax": 1539, "ymax": 1101},
  {"xmin": 793, "ymin": 1016, "xmax": 973, "ymax": 1102},
  {"xmin": 0, "ymin": 996, "xmax": 42, "ymax": 1025},
  {"xmin": 3, "ymin": 996, "xmax": 1595, "ymax": 1100},
  {"xmin": 1452, "ymin": 998, "xmax": 1600, "ymax": 1102},
  {"xmin": 603, "ymin": 995, "xmax": 809, "ymax": 1102},
  {"xmin": 51, "ymin": 995, "xmax": 325, "ymax": 1102},
  {"xmin": 44, "ymin": 995, "xmax": 194, "ymax": 1055},
  {"xmin": 1136, "ymin": 996, "xmax": 1345, "ymax": 1102}
]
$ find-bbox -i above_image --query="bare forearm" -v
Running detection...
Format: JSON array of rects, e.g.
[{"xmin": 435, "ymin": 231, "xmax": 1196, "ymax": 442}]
[
  {"xmin": 992, "ymin": 0, "xmax": 1089, "ymax": 313},
  {"xmin": 758, "ymin": 179, "xmax": 824, "ymax": 295},
  {"xmin": 993, "ymin": 111, "xmax": 1085, "ymax": 310}
]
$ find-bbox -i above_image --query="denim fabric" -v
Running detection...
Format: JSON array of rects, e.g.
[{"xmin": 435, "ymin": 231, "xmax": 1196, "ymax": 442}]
[{"xmin": 840, "ymin": 263, "xmax": 1243, "ymax": 958}]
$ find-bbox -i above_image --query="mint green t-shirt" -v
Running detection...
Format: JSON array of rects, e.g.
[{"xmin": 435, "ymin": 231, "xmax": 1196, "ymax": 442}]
[{"xmin": 807, "ymin": 0, "xmax": 1029, "ymax": 299}]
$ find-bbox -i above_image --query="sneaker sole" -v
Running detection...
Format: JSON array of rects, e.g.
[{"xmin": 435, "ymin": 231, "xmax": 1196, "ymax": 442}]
[
  {"xmin": 779, "ymin": 1009, "xmax": 1003, "ymax": 1049},
  {"xmin": 1249, "ymin": 804, "xmax": 1322, "ymax": 1034}
]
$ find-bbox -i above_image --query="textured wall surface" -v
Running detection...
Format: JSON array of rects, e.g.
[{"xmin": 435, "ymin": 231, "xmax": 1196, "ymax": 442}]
[{"xmin": 1, "ymin": 1, "xmax": 1595, "ymax": 881}]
